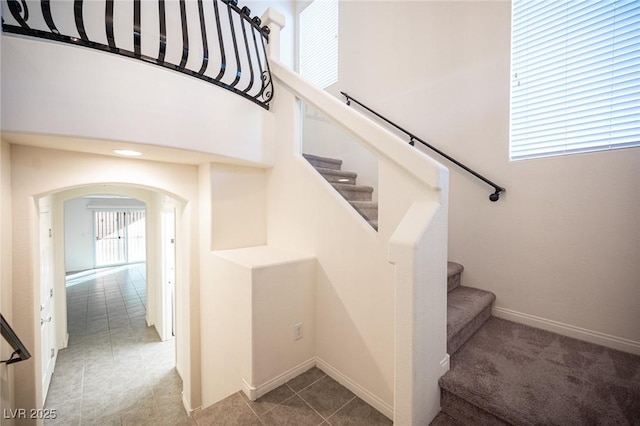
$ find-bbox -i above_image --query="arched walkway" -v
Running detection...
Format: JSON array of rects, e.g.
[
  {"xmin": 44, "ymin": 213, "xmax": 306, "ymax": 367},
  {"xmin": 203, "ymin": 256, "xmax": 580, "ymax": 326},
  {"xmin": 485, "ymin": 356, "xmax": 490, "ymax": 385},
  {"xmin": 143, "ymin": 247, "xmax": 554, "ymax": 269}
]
[{"xmin": 9, "ymin": 144, "xmax": 201, "ymax": 416}]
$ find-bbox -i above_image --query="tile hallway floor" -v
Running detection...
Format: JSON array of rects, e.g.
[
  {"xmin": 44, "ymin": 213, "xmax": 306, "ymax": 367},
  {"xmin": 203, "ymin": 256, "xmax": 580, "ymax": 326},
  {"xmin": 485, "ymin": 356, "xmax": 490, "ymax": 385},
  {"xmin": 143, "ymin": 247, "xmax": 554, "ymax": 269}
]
[
  {"xmin": 46, "ymin": 264, "xmax": 393, "ymax": 425},
  {"xmin": 195, "ymin": 367, "xmax": 392, "ymax": 426}
]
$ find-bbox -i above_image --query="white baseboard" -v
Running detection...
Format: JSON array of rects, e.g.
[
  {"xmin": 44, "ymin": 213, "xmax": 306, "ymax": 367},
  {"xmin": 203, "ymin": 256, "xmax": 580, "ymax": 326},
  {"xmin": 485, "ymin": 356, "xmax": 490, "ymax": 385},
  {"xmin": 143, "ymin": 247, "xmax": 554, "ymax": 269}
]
[
  {"xmin": 493, "ymin": 306, "xmax": 640, "ymax": 356},
  {"xmin": 242, "ymin": 358, "xmax": 317, "ymax": 401},
  {"xmin": 315, "ymin": 357, "xmax": 394, "ymax": 421},
  {"xmin": 182, "ymin": 391, "xmax": 200, "ymax": 416},
  {"xmin": 440, "ymin": 353, "xmax": 450, "ymax": 375}
]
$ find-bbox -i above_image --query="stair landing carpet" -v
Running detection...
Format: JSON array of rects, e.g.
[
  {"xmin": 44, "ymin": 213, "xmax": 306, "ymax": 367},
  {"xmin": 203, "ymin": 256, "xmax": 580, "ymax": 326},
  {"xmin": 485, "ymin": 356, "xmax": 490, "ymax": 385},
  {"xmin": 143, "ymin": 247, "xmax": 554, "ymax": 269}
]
[{"xmin": 439, "ymin": 317, "xmax": 640, "ymax": 425}]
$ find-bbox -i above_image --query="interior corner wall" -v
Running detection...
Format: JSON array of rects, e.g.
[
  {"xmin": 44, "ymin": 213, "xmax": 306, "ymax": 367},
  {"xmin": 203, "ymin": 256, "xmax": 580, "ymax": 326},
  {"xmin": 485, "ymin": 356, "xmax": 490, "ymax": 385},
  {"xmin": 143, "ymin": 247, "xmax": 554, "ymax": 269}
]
[
  {"xmin": 336, "ymin": 1, "xmax": 640, "ymax": 346},
  {"xmin": 1, "ymin": 140, "xmax": 15, "ymax": 425},
  {"xmin": 210, "ymin": 164, "xmax": 268, "ymax": 251}
]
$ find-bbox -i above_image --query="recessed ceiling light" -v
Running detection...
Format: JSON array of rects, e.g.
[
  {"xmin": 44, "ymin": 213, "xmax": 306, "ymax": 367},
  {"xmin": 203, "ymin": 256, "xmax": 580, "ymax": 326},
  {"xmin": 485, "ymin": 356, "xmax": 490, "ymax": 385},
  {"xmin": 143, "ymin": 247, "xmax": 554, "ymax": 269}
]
[{"xmin": 113, "ymin": 149, "xmax": 142, "ymax": 157}]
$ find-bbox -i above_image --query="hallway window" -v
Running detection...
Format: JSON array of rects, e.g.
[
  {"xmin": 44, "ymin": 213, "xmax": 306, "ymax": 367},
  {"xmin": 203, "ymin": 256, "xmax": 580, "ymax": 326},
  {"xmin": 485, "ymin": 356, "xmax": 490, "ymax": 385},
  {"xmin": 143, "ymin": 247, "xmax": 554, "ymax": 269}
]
[
  {"xmin": 299, "ymin": 0, "xmax": 339, "ymax": 89},
  {"xmin": 510, "ymin": 0, "xmax": 640, "ymax": 160},
  {"xmin": 94, "ymin": 210, "xmax": 146, "ymax": 267}
]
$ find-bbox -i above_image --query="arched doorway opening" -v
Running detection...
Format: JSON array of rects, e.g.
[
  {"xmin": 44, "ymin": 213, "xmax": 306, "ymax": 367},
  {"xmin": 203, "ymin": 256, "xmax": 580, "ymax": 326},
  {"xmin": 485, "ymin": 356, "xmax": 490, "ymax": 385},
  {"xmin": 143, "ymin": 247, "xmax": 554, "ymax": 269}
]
[
  {"xmin": 9, "ymin": 144, "xmax": 201, "ymax": 416},
  {"xmin": 38, "ymin": 184, "xmax": 189, "ymax": 423}
]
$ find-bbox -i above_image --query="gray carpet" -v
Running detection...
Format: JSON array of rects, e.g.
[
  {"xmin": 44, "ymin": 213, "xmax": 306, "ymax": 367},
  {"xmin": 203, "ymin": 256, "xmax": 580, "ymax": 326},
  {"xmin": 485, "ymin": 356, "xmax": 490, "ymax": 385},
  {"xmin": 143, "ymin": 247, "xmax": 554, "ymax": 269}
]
[
  {"xmin": 439, "ymin": 317, "xmax": 640, "ymax": 425},
  {"xmin": 447, "ymin": 286, "xmax": 495, "ymax": 355}
]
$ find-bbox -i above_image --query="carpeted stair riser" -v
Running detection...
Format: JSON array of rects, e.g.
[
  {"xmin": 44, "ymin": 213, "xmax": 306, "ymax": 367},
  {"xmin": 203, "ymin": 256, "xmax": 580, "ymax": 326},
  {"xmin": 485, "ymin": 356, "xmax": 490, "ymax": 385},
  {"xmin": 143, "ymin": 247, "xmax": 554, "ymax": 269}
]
[
  {"xmin": 317, "ymin": 168, "xmax": 358, "ymax": 185},
  {"xmin": 441, "ymin": 390, "xmax": 510, "ymax": 426},
  {"xmin": 333, "ymin": 183, "xmax": 374, "ymax": 202},
  {"xmin": 304, "ymin": 153, "xmax": 378, "ymax": 229},
  {"xmin": 446, "ymin": 285, "xmax": 496, "ymax": 355},
  {"xmin": 447, "ymin": 302, "xmax": 492, "ymax": 357},
  {"xmin": 447, "ymin": 262, "xmax": 464, "ymax": 293},
  {"xmin": 350, "ymin": 201, "xmax": 378, "ymax": 220},
  {"xmin": 303, "ymin": 154, "xmax": 342, "ymax": 171}
]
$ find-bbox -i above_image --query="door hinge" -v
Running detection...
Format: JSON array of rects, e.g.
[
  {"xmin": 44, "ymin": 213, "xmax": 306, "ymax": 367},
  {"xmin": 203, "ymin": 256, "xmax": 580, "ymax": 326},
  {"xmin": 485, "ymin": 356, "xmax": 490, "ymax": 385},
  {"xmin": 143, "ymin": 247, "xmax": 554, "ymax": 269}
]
[
  {"xmin": 49, "ymin": 228, "xmax": 52, "ymax": 238},
  {"xmin": 50, "ymin": 348, "xmax": 55, "ymax": 358},
  {"xmin": 50, "ymin": 289, "xmax": 54, "ymax": 298}
]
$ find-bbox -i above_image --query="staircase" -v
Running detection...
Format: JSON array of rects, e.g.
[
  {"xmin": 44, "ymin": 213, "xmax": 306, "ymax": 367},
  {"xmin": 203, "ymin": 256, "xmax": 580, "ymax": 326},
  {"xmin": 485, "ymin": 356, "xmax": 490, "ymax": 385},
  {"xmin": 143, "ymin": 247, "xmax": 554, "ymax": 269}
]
[
  {"xmin": 305, "ymin": 153, "xmax": 640, "ymax": 425},
  {"xmin": 437, "ymin": 264, "xmax": 640, "ymax": 426},
  {"xmin": 303, "ymin": 154, "xmax": 378, "ymax": 230}
]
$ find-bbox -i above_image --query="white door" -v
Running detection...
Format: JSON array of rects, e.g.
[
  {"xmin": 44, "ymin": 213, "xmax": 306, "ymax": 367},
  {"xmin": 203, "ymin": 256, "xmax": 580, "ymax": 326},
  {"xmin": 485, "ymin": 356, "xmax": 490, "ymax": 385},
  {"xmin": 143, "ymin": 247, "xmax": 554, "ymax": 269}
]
[
  {"xmin": 39, "ymin": 204, "xmax": 57, "ymax": 402},
  {"xmin": 159, "ymin": 210, "xmax": 176, "ymax": 341}
]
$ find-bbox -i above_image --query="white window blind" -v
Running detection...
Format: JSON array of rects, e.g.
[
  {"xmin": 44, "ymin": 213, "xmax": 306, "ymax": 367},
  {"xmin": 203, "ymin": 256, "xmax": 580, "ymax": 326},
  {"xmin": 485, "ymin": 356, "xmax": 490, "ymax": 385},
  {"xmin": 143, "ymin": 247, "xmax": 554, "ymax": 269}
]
[
  {"xmin": 510, "ymin": 0, "xmax": 640, "ymax": 161},
  {"xmin": 299, "ymin": 0, "xmax": 338, "ymax": 89}
]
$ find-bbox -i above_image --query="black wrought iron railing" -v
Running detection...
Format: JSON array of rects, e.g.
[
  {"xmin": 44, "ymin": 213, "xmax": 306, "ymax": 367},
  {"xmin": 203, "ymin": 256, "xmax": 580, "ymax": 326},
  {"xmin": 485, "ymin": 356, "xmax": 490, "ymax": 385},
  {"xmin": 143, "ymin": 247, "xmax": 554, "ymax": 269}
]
[
  {"xmin": 1, "ymin": 314, "xmax": 32, "ymax": 365},
  {"xmin": 2, "ymin": 0, "xmax": 273, "ymax": 109},
  {"xmin": 341, "ymin": 92, "xmax": 506, "ymax": 201}
]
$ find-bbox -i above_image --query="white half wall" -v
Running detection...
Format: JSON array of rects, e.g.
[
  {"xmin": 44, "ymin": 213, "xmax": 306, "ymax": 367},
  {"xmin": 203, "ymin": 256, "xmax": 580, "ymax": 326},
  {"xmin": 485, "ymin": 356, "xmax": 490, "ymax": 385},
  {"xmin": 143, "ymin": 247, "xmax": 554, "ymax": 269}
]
[
  {"xmin": 266, "ymin": 61, "xmax": 449, "ymax": 422},
  {"xmin": 204, "ymin": 246, "xmax": 316, "ymax": 404}
]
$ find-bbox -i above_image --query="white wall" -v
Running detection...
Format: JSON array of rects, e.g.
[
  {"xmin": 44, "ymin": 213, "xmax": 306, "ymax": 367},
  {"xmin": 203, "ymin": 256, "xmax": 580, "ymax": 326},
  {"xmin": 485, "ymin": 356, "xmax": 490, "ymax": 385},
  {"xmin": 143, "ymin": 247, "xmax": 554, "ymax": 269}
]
[
  {"xmin": 335, "ymin": 1, "xmax": 640, "ymax": 350},
  {"xmin": 64, "ymin": 196, "xmax": 146, "ymax": 273},
  {"xmin": 1, "ymin": 35, "xmax": 272, "ymax": 166},
  {"xmin": 210, "ymin": 164, "xmax": 268, "ymax": 250}
]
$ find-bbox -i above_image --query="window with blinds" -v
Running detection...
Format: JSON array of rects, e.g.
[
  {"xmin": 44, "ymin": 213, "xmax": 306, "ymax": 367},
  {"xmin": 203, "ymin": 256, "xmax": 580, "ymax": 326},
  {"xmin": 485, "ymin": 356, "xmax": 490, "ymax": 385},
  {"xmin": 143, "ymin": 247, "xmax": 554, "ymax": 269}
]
[
  {"xmin": 510, "ymin": 0, "xmax": 640, "ymax": 161},
  {"xmin": 299, "ymin": 0, "xmax": 338, "ymax": 89}
]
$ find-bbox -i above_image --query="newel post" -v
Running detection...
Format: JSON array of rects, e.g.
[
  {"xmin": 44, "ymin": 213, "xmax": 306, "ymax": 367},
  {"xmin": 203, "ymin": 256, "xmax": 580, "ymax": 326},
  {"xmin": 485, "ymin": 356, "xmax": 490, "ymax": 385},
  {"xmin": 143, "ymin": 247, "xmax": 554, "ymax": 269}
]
[{"xmin": 261, "ymin": 8, "xmax": 285, "ymax": 61}]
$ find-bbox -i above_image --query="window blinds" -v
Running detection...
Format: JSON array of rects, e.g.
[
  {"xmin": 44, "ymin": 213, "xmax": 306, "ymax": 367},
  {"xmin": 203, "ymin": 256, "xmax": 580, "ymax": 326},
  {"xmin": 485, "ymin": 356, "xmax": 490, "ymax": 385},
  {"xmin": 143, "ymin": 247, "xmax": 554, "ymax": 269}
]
[
  {"xmin": 299, "ymin": 0, "xmax": 338, "ymax": 89},
  {"xmin": 510, "ymin": 0, "xmax": 640, "ymax": 160}
]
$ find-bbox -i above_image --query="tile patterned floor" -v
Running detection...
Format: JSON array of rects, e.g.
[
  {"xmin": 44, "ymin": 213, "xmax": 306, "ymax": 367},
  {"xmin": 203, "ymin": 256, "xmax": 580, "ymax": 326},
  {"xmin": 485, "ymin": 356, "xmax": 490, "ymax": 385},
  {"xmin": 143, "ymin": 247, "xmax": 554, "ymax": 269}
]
[
  {"xmin": 46, "ymin": 264, "xmax": 393, "ymax": 425},
  {"xmin": 45, "ymin": 264, "xmax": 190, "ymax": 426},
  {"xmin": 194, "ymin": 367, "xmax": 392, "ymax": 426}
]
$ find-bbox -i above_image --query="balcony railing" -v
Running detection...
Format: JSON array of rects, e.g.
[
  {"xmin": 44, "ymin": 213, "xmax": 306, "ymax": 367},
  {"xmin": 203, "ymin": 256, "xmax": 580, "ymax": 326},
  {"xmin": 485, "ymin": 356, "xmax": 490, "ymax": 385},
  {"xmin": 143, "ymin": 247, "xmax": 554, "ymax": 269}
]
[{"xmin": 2, "ymin": 0, "xmax": 273, "ymax": 109}]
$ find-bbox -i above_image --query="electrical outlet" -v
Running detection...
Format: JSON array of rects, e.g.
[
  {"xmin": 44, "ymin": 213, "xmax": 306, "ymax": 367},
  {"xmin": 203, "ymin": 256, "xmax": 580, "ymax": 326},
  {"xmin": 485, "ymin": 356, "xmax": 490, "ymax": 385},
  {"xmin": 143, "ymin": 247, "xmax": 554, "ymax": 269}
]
[{"xmin": 294, "ymin": 323, "xmax": 303, "ymax": 341}]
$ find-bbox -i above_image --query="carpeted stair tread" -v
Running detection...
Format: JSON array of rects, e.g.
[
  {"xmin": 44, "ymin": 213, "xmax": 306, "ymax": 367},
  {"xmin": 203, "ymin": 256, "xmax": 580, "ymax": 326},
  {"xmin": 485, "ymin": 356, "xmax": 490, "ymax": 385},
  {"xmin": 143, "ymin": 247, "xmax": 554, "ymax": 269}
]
[
  {"xmin": 429, "ymin": 411, "xmax": 466, "ymax": 426},
  {"xmin": 303, "ymin": 153, "xmax": 342, "ymax": 170},
  {"xmin": 316, "ymin": 167, "xmax": 358, "ymax": 184},
  {"xmin": 447, "ymin": 261, "xmax": 464, "ymax": 293},
  {"xmin": 304, "ymin": 153, "xmax": 377, "ymax": 228},
  {"xmin": 349, "ymin": 201, "xmax": 378, "ymax": 220},
  {"xmin": 439, "ymin": 317, "xmax": 640, "ymax": 426},
  {"xmin": 447, "ymin": 286, "xmax": 495, "ymax": 355},
  {"xmin": 332, "ymin": 183, "xmax": 374, "ymax": 201}
]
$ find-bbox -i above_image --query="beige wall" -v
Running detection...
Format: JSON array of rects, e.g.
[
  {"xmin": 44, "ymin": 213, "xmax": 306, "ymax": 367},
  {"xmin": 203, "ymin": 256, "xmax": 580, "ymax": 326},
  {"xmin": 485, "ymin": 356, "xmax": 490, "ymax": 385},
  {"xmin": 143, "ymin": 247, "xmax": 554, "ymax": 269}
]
[{"xmin": 336, "ymin": 1, "xmax": 640, "ymax": 349}]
